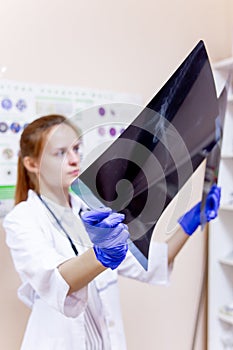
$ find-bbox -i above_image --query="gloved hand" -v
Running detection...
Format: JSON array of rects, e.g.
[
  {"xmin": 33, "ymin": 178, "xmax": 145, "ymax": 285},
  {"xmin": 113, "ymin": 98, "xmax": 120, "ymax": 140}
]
[
  {"xmin": 93, "ymin": 245, "xmax": 129, "ymax": 270},
  {"xmin": 81, "ymin": 208, "xmax": 129, "ymax": 269},
  {"xmin": 178, "ymin": 184, "xmax": 221, "ymax": 235}
]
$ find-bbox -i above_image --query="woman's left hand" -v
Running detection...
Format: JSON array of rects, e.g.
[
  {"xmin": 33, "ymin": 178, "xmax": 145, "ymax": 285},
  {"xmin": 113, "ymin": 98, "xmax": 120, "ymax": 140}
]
[{"xmin": 178, "ymin": 184, "xmax": 221, "ymax": 235}]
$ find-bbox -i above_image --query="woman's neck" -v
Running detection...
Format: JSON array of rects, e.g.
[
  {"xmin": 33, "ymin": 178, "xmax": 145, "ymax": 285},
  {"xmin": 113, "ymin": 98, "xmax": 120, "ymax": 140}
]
[{"xmin": 39, "ymin": 187, "xmax": 71, "ymax": 207}]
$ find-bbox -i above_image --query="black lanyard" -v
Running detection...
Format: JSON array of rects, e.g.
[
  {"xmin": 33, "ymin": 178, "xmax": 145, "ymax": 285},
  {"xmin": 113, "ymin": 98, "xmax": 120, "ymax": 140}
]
[{"xmin": 37, "ymin": 194, "xmax": 79, "ymax": 256}]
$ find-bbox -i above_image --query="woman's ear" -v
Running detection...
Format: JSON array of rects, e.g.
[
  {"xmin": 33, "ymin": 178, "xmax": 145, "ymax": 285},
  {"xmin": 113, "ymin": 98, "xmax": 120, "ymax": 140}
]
[{"xmin": 23, "ymin": 156, "xmax": 39, "ymax": 175}]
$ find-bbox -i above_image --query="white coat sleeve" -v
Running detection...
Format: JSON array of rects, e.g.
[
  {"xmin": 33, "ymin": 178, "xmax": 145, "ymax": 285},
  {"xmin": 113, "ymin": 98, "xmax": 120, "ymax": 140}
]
[
  {"xmin": 117, "ymin": 241, "xmax": 173, "ymax": 285},
  {"xmin": 3, "ymin": 203, "xmax": 87, "ymax": 318}
]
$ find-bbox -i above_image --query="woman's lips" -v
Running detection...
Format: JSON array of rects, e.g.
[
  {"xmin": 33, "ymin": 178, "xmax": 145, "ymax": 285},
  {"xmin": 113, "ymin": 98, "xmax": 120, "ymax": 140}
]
[{"xmin": 69, "ymin": 169, "xmax": 79, "ymax": 176}]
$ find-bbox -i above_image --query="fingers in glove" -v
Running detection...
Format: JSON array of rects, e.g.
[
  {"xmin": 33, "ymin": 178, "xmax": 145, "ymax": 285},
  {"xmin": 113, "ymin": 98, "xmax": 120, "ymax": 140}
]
[
  {"xmin": 206, "ymin": 186, "xmax": 221, "ymax": 213},
  {"xmin": 81, "ymin": 207, "xmax": 112, "ymax": 225},
  {"xmin": 97, "ymin": 225, "xmax": 130, "ymax": 248},
  {"xmin": 97, "ymin": 212, "xmax": 125, "ymax": 228}
]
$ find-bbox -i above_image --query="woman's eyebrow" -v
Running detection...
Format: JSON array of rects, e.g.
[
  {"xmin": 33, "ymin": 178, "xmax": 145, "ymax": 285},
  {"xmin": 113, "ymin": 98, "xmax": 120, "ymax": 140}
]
[
  {"xmin": 52, "ymin": 146, "xmax": 67, "ymax": 151},
  {"xmin": 53, "ymin": 142, "xmax": 80, "ymax": 151}
]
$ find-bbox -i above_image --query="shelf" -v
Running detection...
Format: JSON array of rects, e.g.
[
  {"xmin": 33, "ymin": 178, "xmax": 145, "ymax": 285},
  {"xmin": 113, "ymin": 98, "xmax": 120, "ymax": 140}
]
[
  {"xmin": 219, "ymin": 251, "xmax": 233, "ymax": 266},
  {"xmin": 218, "ymin": 302, "xmax": 233, "ymax": 326},
  {"xmin": 218, "ymin": 312, "xmax": 233, "ymax": 325},
  {"xmin": 218, "ymin": 311, "xmax": 233, "ymax": 325},
  {"xmin": 213, "ymin": 57, "xmax": 233, "ymax": 70},
  {"xmin": 219, "ymin": 204, "xmax": 233, "ymax": 211},
  {"xmin": 221, "ymin": 154, "xmax": 233, "ymax": 159}
]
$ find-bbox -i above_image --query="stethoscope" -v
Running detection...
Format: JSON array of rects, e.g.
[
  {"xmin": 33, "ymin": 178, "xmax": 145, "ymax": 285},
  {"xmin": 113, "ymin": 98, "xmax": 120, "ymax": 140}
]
[{"xmin": 37, "ymin": 193, "xmax": 79, "ymax": 256}]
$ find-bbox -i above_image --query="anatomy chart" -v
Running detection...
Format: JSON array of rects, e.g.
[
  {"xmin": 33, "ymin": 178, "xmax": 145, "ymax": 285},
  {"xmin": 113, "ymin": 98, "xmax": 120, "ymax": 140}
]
[{"xmin": 0, "ymin": 80, "xmax": 141, "ymax": 216}]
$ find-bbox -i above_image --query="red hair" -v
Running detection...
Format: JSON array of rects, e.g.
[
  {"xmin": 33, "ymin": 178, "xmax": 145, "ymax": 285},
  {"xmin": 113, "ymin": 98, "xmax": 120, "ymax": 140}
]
[{"xmin": 15, "ymin": 114, "xmax": 80, "ymax": 204}]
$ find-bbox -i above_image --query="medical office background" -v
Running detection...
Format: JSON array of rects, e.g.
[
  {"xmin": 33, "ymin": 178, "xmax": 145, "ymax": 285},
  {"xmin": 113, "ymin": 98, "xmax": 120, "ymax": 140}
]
[{"xmin": 0, "ymin": 1, "xmax": 233, "ymax": 349}]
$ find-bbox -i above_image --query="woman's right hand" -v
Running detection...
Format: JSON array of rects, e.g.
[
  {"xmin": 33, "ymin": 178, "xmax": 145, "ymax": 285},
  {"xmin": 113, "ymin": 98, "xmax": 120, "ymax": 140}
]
[{"xmin": 81, "ymin": 209, "xmax": 129, "ymax": 269}]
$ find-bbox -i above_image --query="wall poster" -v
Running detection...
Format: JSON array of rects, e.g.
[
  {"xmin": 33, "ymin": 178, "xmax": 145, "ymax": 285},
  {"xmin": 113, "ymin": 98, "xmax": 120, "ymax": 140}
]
[{"xmin": 0, "ymin": 80, "xmax": 141, "ymax": 217}]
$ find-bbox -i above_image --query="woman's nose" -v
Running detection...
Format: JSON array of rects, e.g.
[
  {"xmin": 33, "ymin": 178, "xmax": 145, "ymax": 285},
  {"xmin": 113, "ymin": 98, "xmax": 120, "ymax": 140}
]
[{"xmin": 68, "ymin": 150, "xmax": 79, "ymax": 164}]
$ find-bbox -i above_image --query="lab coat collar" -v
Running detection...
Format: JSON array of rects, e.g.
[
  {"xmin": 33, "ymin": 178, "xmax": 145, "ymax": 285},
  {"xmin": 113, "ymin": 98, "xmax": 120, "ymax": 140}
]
[{"xmin": 27, "ymin": 189, "xmax": 86, "ymax": 221}]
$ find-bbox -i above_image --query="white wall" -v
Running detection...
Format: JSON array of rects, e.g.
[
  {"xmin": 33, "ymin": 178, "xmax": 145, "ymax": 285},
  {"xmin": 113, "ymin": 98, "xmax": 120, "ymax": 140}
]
[
  {"xmin": 0, "ymin": 0, "xmax": 232, "ymax": 101},
  {"xmin": 0, "ymin": 1, "xmax": 232, "ymax": 349}
]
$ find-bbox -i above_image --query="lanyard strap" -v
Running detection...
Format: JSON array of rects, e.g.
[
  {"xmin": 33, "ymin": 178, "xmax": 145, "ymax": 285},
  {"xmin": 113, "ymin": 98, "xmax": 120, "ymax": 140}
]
[{"xmin": 37, "ymin": 194, "xmax": 79, "ymax": 256}]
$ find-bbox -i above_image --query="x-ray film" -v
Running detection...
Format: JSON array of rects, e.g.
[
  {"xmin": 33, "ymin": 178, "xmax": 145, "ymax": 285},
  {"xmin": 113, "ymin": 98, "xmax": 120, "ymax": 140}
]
[
  {"xmin": 200, "ymin": 82, "xmax": 229, "ymax": 226},
  {"xmin": 71, "ymin": 40, "xmax": 220, "ymax": 269}
]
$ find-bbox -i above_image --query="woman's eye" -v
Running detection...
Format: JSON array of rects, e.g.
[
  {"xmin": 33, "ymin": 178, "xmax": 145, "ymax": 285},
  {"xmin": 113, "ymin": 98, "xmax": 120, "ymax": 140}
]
[
  {"xmin": 56, "ymin": 149, "xmax": 65, "ymax": 157},
  {"xmin": 73, "ymin": 145, "xmax": 79, "ymax": 153}
]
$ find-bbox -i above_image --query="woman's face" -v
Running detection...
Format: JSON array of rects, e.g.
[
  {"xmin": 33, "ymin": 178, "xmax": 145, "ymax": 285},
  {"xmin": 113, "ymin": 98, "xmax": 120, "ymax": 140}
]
[{"xmin": 38, "ymin": 123, "xmax": 80, "ymax": 196}]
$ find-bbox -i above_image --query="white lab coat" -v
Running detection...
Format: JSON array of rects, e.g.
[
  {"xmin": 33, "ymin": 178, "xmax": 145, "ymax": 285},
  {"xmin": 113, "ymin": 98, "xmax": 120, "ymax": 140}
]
[{"xmin": 3, "ymin": 190, "xmax": 170, "ymax": 350}]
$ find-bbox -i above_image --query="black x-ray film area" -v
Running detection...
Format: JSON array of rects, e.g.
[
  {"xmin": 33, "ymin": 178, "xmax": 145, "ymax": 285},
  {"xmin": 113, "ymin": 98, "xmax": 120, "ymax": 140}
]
[{"xmin": 71, "ymin": 40, "xmax": 220, "ymax": 270}]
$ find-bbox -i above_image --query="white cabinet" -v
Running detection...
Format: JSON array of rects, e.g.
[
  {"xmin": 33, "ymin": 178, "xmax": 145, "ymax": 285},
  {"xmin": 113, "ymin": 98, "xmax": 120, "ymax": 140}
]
[{"xmin": 208, "ymin": 58, "xmax": 233, "ymax": 349}]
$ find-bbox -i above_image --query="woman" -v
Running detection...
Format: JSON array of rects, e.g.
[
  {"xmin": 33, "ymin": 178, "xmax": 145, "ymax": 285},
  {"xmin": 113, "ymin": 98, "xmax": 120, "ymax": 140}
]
[{"xmin": 3, "ymin": 114, "xmax": 221, "ymax": 350}]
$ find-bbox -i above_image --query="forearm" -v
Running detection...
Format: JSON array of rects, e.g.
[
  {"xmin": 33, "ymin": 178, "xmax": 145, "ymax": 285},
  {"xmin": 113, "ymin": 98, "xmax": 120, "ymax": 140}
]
[
  {"xmin": 166, "ymin": 226, "xmax": 189, "ymax": 265},
  {"xmin": 58, "ymin": 248, "xmax": 107, "ymax": 295},
  {"xmin": 166, "ymin": 184, "xmax": 220, "ymax": 264}
]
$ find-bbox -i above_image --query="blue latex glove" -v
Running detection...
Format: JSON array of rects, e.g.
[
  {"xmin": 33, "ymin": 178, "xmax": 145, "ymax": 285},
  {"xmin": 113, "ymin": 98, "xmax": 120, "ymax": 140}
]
[
  {"xmin": 93, "ymin": 245, "xmax": 128, "ymax": 270},
  {"xmin": 178, "ymin": 184, "xmax": 221, "ymax": 235},
  {"xmin": 81, "ymin": 209, "xmax": 129, "ymax": 269}
]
